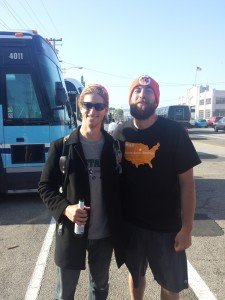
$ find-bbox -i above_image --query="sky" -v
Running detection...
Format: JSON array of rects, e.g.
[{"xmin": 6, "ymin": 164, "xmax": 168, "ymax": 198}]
[{"xmin": 1, "ymin": 0, "xmax": 225, "ymax": 108}]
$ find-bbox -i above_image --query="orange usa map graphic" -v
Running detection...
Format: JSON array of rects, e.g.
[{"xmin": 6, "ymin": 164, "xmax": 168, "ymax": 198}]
[{"xmin": 125, "ymin": 141, "xmax": 160, "ymax": 168}]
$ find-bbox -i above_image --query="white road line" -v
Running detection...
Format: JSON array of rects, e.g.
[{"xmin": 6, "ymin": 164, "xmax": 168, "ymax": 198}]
[
  {"xmin": 24, "ymin": 217, "xmax": 56, "ymax": 300},
  {"xmin": 197, "ymin": 134, "xmax": 225, "ymax": 140},
  {"xmin": 24, "ymin": 218, "xmax": 217, "ymax": 300},
  {"xmin": 188, "ymin": 260, "xmax": 217, "ymax": 299}
]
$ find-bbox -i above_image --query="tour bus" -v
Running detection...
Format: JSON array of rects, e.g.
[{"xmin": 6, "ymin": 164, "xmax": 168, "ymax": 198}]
[
  {"xmin": 0, "ymin": 30, "xmax": 75, "ymax": 194},
  {"xmin": 156, "ymin": 105, "xmax": 191, "ymax": 127}
]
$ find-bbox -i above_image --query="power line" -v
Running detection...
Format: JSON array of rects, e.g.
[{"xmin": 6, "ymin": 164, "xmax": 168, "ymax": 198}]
[
  {"xmin": 0, "ymin": 17, "xmax": 10, "ymax": 29},
  {"xmin": 62, "ymin": 61, "xmax": 132, "ymax": 79},
  {"xmin": 23, "ymin": 0, "xmax": 51, "ymax": 37},
  {"xmin": 106, "ymin": 82, "xmax": 225, "ymax": 88},
  {"xmin": 17, "ymin": 0, "xmax": 40, "ymax": 29},
  {"xmin": 160, "ymin": 82, "xmax": 225, "ymax": 87},
  {"xmin": 0, "ymin": 0, "xmax": 28, "ymax": 28},
  {"xmin": 84, "ymin": 67, "xmax": 133, "ymax": 79},
  {"xmin": 62, "ymin": 61, "xmax": 225, "ymax": 88},
  {"xmin": 40, "ymin": 0, "xmax": 61, "ymax": 37}
]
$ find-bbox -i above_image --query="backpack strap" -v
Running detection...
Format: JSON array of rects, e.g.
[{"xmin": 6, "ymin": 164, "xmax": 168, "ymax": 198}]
[
  {"xmin": 59, "ymin": 134, "xmax": 70, "ymax": 174},
  {"xmin": 59, "ymin": 134, "xmax": 70, "ymax": 193}
]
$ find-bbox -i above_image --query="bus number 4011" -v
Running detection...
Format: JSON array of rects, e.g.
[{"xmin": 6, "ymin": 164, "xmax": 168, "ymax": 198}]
[{"xmin": 9, "ymin": 52, "xmax": 23, "ymax": 60}]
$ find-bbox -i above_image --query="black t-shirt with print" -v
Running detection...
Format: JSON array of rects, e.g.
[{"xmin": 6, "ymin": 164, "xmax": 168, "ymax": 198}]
[{"xmin": 114, "ymin": 117, "xmax": 201, "ymax": 232}]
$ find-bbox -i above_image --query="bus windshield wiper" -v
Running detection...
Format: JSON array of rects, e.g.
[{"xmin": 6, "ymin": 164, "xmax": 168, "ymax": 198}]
[{"xmin": 7, "ymin": 119, "xmax": 49, "ymax": 125}]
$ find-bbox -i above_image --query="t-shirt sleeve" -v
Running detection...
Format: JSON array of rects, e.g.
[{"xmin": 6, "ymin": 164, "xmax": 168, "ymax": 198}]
[
  {"xmin": 173, "ymin": 127, "xmax": 201, "ymax": 174},
  {"xmin": 113, "ymin": 124, "xmax": 124, "ymax": 140}
]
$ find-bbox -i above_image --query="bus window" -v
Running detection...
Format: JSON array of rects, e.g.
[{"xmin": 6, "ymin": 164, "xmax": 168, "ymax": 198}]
[
  {"xmin": 38, "ymin": 56, "xmax": 68, "ymax": 118},
  {"xmin": 6, "ymin": 73, "xmax": 42, "ymax": 119},
  {"xmin": 173, "ymin": 107, "xmax": 184, "ymax": 120}
]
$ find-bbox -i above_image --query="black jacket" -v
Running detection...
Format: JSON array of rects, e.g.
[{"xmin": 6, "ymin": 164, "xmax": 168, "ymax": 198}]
[{"xmin": 38, "ymin": 126, "xmax": 124, "ymax": 269}]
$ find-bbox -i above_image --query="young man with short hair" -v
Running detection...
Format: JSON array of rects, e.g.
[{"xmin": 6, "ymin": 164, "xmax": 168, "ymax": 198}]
[{"xmin": 39, "ymin": 84, "xmax": 124, "ymax": 300}]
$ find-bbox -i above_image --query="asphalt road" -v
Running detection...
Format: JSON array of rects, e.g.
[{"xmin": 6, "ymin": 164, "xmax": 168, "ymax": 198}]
[{"xmin": 0, "ymin": 128, "xmax": 224, "ymax": 300}]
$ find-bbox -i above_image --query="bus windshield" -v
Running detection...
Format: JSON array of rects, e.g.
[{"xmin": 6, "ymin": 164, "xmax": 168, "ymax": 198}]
[{"xmin": 6, "ymin": 73, "xmax": 42, "ymax": 120}]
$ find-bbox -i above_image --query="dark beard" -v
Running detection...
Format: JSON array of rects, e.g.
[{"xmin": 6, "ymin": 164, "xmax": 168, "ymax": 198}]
[{"xmin": 130, "ymin": 103, "xmax": 156, "ymax": 120}]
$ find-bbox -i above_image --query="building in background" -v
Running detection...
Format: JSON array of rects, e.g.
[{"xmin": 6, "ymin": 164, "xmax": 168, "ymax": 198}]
[{"xmin": 178, "ymin": 86, "xmax": 225, "ymax": 120}]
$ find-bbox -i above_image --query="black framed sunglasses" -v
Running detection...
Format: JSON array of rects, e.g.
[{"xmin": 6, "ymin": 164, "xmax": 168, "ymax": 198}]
[{"xmin": 82, "ymin": 102, "xmax": 107, "ymax": 111}]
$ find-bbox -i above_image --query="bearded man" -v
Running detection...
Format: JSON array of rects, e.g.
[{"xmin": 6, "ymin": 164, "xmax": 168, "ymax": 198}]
[{"xmin": 113, "ymin": 75, "xmax": 201, "ymax": 300}]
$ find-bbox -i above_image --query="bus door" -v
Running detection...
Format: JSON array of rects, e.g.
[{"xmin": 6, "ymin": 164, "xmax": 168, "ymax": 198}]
[
  {"xmin": 0, "ymin": 104, "xmax": 4, "ymax": 151},
  {"xmin": 0, "ymin": 103, "xmax": 7, "ymax": 193}
]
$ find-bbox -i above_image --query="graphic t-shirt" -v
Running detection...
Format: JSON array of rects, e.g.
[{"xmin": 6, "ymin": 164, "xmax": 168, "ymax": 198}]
[
  {"xmin": 114, "ymin": 117, "xmax": 201, "ymax": 232},
  {"xmin": 80, "ymin": 136, "xmax": 110, "ymax": 239}
]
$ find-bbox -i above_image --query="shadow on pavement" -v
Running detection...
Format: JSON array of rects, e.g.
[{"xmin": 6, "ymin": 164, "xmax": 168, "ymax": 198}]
[
  {"xmin": 1, "ymin": 178, "xmax": 225, "ymax": 239},
  {"xmin": 193, "ymin": 178, "xmax": 225, "ymax": 237},
  {"xmin": 197, "ymin": 152, "xmax": 218, "ymax": 160},
  {"xmin": 0, "ymin": 193, "xmax": 51, "ymax": 225}
]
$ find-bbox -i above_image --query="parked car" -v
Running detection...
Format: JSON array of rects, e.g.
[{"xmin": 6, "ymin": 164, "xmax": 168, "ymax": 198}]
[
  {"xmin": 188, "ymin": 118, "xmax": 195, "ymax": 128},
  {"xmin": 195, "ymin": 119, "xmax": 208, "ymax": 128},
  {"xmin": 207, "ymin": 116, "xmax": 223, "ymax": 127},
  {"xmin": 214, "ymin": 117, "xmax": 225, "ymax": 132}
]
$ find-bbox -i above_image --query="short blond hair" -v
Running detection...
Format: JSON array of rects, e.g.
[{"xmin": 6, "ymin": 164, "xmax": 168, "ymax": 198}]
[{"xmin": 78, "ymin": 84, "xmax": 109, "ymax": 107}]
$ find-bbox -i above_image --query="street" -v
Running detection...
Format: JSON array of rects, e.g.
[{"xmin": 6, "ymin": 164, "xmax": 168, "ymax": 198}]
[{"xmin": 0, "ymin": 128, "xmax": 225, "ymax": 300}]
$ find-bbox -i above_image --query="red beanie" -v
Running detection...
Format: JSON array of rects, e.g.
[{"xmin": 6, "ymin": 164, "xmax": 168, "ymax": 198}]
[{"xmin": 129, "ymin": 75, "xmax": 160, "ymax": 104}]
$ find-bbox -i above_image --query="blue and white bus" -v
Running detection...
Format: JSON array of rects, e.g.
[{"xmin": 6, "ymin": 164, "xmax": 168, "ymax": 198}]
[
  {"xmin": 0, "ymin": 30, "xmax": 75, "ymax": 194},
  {"xmin": 65, "ymin": 77, "xmax": 84, "ymax": 126},
  {"xmin": 156, "ymin": 105, "xmax": 191, "ymax": 127}
]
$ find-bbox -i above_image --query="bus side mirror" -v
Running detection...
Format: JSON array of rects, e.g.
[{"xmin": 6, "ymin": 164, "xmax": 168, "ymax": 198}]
[{"xmin": 55, "ymin": 82, "xmax": 67, "ymax": 106}]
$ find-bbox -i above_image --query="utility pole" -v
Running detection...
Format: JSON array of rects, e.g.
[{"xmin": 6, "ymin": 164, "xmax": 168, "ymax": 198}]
[
  {"xmin": 47, "ymin": 38, "xmax": 62, "ymax": 61},
  {"xmin": 47, "ymin": 38, "xmax": 62, "ymax": 52}
]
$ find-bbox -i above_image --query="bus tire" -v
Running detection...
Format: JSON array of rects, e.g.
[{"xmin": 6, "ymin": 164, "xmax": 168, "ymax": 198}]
[{"xmin": 0, "ymin": 155, "xmax": 7, "ymax": 194}]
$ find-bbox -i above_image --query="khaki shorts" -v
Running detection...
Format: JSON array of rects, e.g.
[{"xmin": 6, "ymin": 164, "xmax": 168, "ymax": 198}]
[{"xmin": 124, "ymin": 222, "xmax": 188, "ymax": 293}]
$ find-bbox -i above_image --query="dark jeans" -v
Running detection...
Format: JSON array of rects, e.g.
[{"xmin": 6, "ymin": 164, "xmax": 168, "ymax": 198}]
[{"xmin": 55, "ymin": 237, "xmax": 113, "ymax": 300}]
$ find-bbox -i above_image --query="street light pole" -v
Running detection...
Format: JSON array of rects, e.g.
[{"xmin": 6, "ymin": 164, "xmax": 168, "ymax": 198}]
[
  {"xmin": 66, "ymin": 66, "xmax": 83, "ymax": 70},
  {"xmin": 62, "ymin": 66, "xmax": 85, "ymax": 86},
  {"xmin": 194, "ymin": 66, "xmax": 202, "ymax": 86},
  {"xmin": 194, "ymin": 68, "xmax": 197, "ymax": 86},
  {"xmin": 62, "ymin": 66, "xmax": 83, "ymax": 74}
]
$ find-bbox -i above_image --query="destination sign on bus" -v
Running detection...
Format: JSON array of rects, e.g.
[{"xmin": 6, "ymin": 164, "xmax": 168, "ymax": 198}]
[
  {"xmin": 9, "ymin": 52, "xmax": 24, "ymax": 60},
  {"xmin": 2, "ymin": 48, "xmax": 30, "ymax": 65}
]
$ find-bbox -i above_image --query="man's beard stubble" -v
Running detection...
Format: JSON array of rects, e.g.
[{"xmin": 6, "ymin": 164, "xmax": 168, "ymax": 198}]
[{"xmin": 130, "ymin": 102, "xmax": 157, "ymax": 120}]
